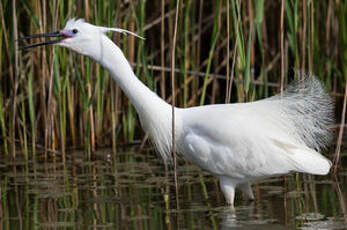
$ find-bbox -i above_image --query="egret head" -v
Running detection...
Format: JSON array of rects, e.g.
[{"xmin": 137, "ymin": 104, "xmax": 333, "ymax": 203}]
[{"xmin": 20, "ymin": 18, "xmax": 144, "ymax": 59}]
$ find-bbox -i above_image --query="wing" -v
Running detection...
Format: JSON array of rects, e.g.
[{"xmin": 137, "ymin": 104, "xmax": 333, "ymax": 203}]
[{"xmin": 179, "ymin": 102, "xmax": 330, "ymax": 179}]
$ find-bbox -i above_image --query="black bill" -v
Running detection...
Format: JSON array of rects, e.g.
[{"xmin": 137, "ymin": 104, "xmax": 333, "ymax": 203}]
[{"xmin": 19, "ymin": 31, "xmax": 64, "ymax": 50}]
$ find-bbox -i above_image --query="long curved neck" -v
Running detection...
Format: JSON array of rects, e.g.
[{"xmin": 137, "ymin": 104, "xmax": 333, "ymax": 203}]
[
  {"xmin": 96, "ymin": 36, "xmax": 170, "ymax": 115},
  {"xmin": 92, "ymin": 35, "xmax": 178, "ymax": 163}
]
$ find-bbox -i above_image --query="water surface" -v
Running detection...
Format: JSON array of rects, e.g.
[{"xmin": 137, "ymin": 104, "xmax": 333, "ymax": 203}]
[{"xmin": 0, "ymin": 148, "xmax": 346, "ymax": 229}]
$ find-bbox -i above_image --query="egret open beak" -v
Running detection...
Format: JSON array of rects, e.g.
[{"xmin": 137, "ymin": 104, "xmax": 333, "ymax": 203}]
[{"xmin": 19, "ymin": 31, "xmax": 66, "ymax": 50}]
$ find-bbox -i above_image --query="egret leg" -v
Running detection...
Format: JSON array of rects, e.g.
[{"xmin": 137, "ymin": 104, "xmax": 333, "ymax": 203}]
[
  {"xmin": 238, "ymin": 182, "xmax": 254, "ymax": 201},
  {"xmin": 219, "ymin": 176, "xmax": 238, "ymax": 205}
]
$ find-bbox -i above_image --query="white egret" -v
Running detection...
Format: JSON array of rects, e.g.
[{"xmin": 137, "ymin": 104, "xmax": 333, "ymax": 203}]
[{"xmin": 21, "ymin": 19, "xmax": 334, "ymax": 205}]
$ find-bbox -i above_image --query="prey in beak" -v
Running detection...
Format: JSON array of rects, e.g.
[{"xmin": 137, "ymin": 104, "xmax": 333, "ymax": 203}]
[{"xmin": 19, "ymin": 30, "xmax": 72, "ymax": 50}]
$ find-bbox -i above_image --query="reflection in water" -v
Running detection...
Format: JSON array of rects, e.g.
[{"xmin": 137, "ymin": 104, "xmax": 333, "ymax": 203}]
[
  {"xmin": 0, "ymin": 148, "xmax": 346, "ymax": 229},
  {"xmin": 219, "ymin": 205, "xmax": 294, "ymax": 230}
]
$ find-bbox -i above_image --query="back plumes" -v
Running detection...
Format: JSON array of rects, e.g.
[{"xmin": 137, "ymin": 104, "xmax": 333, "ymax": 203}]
[{"xmin": 268, "ymin": 76, "xmax": 334, "ymax": 151}]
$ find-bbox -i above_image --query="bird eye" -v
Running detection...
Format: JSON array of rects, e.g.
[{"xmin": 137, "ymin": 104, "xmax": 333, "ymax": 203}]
[{"xmin": 72, "ymin": 29, "xmax": 78, "ymax": 34}]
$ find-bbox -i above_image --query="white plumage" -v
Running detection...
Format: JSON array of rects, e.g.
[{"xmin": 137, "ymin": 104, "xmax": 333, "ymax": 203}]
[{"xmin": 22, "ymin": 19, "xmax": 334, "ymax": 205}]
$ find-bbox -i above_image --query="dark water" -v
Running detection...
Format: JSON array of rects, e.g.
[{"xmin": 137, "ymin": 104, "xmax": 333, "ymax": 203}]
[{"xmin": 0, "ymin": 148, "xmax": 346, "ymax": 229}]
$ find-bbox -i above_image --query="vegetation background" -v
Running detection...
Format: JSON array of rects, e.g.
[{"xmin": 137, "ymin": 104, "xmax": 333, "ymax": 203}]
[{"xmin": 0, "ymin": 0, "xmax": 346, "ymax": 163}]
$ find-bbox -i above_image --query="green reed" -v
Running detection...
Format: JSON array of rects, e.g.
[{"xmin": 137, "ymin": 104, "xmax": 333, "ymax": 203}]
[
  {"xmin": 0, "ymin": 91, "xmax": 7, "ymax": 155},
  {"xmin": 0, "ymin": 0, "xmax": 345, "ymax": 161},
  {"xmin": 200, "ymin": 0, "xmax": 221, "ymax": 106}
]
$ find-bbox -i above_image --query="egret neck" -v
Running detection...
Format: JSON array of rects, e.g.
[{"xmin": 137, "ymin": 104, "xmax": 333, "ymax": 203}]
[
  {"xmin": 97, "ymin": 36, "xmax": 169, "ymax": 113},
  {"xmin": 96, "ymin": 35, "xmax": 175, "ymax": 162}
]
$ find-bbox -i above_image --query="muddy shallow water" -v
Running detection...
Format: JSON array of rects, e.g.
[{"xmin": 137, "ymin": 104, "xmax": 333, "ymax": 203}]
[{"xmin": 0, "ymin": 148, "xmax": 346, "ymax": 229}]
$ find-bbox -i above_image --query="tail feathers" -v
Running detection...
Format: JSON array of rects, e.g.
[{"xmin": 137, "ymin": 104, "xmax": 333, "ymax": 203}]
[
  {"xmin": 289, "ymin": 148, "xmax": 332, "ymax": 175},
  {"xmin": 267, "ymin": 76, "xmax": 334, "ymax": 152}
]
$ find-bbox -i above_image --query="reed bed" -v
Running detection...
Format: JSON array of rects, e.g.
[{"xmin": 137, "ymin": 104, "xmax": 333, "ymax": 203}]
[{"xmin": 0, "ymin": 0, "xmax": 346, "ymax": 163}]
